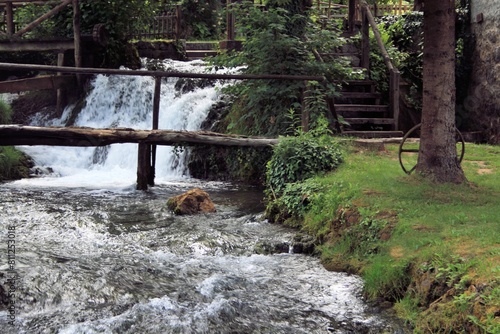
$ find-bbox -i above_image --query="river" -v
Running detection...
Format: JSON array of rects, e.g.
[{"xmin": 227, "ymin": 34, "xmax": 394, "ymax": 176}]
[{"xmin": 0, "ymin": 59, "xmax": 405, "ymax": 333}]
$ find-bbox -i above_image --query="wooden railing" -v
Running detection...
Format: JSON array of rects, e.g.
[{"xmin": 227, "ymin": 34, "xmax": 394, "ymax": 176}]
[
  {"xmin": 359, "ymin": 0, "xmax": 400, "ymax": 130},
  {"xmin": 128, "ymin": 6, "xmax": 181, "ymax": 41}
]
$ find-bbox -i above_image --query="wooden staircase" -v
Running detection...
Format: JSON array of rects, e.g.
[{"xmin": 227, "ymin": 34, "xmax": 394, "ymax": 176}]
[
  {"xmin": 185, "ymin": 42, "xmax": 218, "ymax": 60},
  {"xmin": 335, "ymin": 79, "xmax": 403, "ymax": 138}
]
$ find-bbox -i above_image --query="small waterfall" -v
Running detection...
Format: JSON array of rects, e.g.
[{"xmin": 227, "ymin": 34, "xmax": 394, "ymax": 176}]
[{"xmin": 17, "ymin": 59, "xmax": 231, "ymax": 189}]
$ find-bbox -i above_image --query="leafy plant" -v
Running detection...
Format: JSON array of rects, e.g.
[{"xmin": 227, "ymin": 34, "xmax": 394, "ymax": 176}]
[
  {"xmin": 0, "ymin": 99, "xmax": 13, "ymax": 124},
  {"xmin": 266, "ymin": 127, "xmax": 344, "ymax": 197},
  {"xmin": 211, "ymin": 1, "xmax": 356, "ymax": 137}
]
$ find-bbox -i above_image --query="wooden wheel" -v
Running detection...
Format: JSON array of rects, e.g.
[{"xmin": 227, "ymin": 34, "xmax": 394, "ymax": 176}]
[{"xmin": 398, "ymin": 123, "xmax": 465, "ymax": 175}]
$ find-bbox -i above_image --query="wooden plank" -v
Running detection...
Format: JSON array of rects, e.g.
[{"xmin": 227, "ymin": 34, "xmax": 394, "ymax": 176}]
[
  {"xmin": 344, "ymin": 118, "xmax": 395, "ymax": 125},
  {"xmin": 0, "ymin": 125, "xmax": 280, "ymax": 147},
  {"xmin": 334, "ymin": 104, "xmax": 388, "ymax": 112},
  {"xmin": 0, "ymin": 40, "xmax": 75, "ymax": 52},
  {"xmin": 0, "ymin": 75, "xmax": 76, "ymax": 93},
  {"xmin": 0, "ymin": 62, "xmax": 326, "ymax": 82}
]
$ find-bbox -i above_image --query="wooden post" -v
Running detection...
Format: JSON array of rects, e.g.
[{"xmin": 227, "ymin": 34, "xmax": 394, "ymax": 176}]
[
  {"xmin": 72, "ymin": 0, "xmax": 82, "ymax": 87},
  {"xmin": 175, "ymin": 5, "xmax": 182, "ymax": 40},
  {"xmin": 360, "ymin": 6, "xmax": 370, "ymax": 75},
  {"xmin": 390, "ymin": 70, "xmax": 400, "ymax": 131},
  {"xmin": 137, "ymin": 143, "xmax": 150, "ymax": 190},
  {"xmin": 56, "ymin": 51, "xmax": 65, "ymax": 116},
  {"xmin": 149, "ymin": 77, "xmax": 161, "ymax": 186},
  {"xmin": 348, "ymin": 0, "xmax": 356, "ymax": 32},
  {"xmin": 226, "ymin": 0, "xmax": 235, "ymax": 41},
  {"xmin": 6, "ymin": 1, "xmax": 14, "ymax": 37}
]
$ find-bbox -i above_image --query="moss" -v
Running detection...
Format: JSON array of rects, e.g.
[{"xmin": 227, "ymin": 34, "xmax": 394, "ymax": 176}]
[{"xmin": 0, "ymin": 147, "xmax": 33, "ymax": 181}]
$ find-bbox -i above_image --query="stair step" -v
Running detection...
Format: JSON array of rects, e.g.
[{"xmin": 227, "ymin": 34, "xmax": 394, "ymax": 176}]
[
  {"xmin": 338, "ymin": 92, "xmax": 381, "ymax": 99},
  {"xmin": 342, "ymin": 131, "xmax": 404, "ymax": 138},
  {"xmin": 335, "ymin": 104, "xmax": 388, "ymax": 113},
  {"xmin": 186, "ymin": 50, "xmax": 219, "ymax": 59},
  {"xmin": 344, "ymin": 118, "xmax": 395, "ymax": 125},
  {"xmin": 340, "ymin": 80, "xmax": 376, "ymax": 86},
  {"xmin": 185, "ymin": 42, "xmax": 218, "ymax": 50}
]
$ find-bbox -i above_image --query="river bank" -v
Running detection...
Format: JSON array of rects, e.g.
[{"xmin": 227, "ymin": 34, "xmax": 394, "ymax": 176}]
[{"xmin": 285, "ymin": 141, "xmax": 500, "ymax": 333}]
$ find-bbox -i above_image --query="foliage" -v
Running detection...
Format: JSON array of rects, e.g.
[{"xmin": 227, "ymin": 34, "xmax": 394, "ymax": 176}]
[
  {"xmin": 49, "ymin": 0, "xmax": 161, "ymax": 67},
  {"xmin": 0, "ymin": 99, "xmax": 13, "ymax": 124},
  {"xmin": 0, "ymin": 147, "xmax": 32, "ymax": 181},
  {"xmin": 211, "ymin": 1, "xmax": 356, "ymax": 136},
  {"xmin": 12, "ymin": 3, "xmax": 56, "ymax": 39},
  {"xmin": 265, "ymin": 127, "xmax": 344, "ymax": 198},
  {"xmin": 180, "ymin": 0, "xmax": 223, "ymax": 40}
]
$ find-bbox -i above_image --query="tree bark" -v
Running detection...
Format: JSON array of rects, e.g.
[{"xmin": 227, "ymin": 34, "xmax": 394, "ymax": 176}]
[
  {"xmin": 416, "ymin": 0, "xmax": 466, "ymax": 184},
  {"xmin": 413, "ymin": 0, "xmax": 423, "ymax": 11}
]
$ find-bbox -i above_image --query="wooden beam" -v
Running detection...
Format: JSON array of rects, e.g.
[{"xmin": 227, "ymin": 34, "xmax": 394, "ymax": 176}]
[
  {"xmin": 0, "ymin": 75, "xmax": 76, "ymax": 93},
  {"xmin": 0, "ymin": 40, "xmax": 75, "ymax": 52},
  {"xmin": 0, "ymin": 125, "xmax": 280, "ymax": 147},
  {"xmin": 0, "ymin": 62, "xmax": 326, "ymax": 82},
  {"xmin": 14, "ymin": 0, "xmax": 72, "ymax": 38}
]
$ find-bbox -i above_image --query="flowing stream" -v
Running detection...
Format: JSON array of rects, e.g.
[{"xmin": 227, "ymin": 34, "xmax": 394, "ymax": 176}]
[{"xmin": 0, "ymin": 60, "xmax": 405, "ymax": 333}]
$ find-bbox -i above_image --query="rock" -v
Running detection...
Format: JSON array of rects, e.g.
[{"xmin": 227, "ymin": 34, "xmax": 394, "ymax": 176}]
[{"xmin": 167, "ymin": 188, "xmax": 216, "ymax": 215}]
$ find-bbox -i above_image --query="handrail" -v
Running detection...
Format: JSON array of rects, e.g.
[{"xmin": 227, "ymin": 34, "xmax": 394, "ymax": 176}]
[
  {"xmin": 359, "ymin": 0, "xmax": 400, "ymax": 131},
  {"xmin": 360, "ymin": 0, "xmax": 395, "ymax": 72}
]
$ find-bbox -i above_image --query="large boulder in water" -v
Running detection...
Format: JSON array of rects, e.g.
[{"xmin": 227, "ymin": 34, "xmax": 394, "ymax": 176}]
[{"xmin": 167, "ymin": 188, "xmax": 216, "ymax": 215}]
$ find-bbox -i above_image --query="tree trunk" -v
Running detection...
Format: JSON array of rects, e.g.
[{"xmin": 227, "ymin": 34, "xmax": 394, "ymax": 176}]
[
  {"xmin": 413, "ymin": 0, "xmax": 423, "ymax": 11},
  {"xmin": 416, "ymin": 0, "xmax": 466, "ymax": 184}
]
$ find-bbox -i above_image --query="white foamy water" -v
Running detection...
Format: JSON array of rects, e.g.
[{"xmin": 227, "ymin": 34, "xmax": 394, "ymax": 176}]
[{"xmin": 14, "ymin": 59, "xmax": 232, "ymax": 190}]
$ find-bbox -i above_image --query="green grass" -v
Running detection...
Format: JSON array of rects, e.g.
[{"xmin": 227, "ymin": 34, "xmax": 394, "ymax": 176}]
[{"xmin": 298, "ymin": 142, "xmax": 500, "ymax": 333}]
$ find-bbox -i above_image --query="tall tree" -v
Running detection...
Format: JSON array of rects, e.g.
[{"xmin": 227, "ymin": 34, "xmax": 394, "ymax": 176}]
[
  {"xmin": 413, "ymin": 0, "xmax": 423, "ymax": 11},
  {"xmin": 416, "ymin": 0, "xmax": 466, "ymax": 183}
]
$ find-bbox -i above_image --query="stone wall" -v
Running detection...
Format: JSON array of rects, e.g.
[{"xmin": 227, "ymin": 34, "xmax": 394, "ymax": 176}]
[{"xmin": 465, "ymin": 0, "xmax": 500, "ymax": 143}]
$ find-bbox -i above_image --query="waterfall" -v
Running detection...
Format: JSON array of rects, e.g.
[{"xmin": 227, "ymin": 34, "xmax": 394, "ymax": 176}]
[{"xmin": 16, "ymin": 59, "xmax": 230, "ymax": 190}]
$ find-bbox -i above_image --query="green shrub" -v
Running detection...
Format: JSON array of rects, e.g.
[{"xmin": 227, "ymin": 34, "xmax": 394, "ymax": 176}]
[
  {"xmin": 266, "ymin": 128, "xmax": 344, "ymax": 196},
  {"xmin": 0, "ymin": 146, "xmax": 31, "ymax": 181},
  {"xmin": 0, "ymin": 99, "xmax": 13, "ymax": 124}
]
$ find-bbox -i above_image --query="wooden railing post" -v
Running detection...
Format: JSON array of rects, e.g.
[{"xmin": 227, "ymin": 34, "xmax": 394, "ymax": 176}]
[
  {"xmin": 360, "ymin": 5, "xmax": 370, "ymax": 74},
  {"xmin": 226, "ymin": 0, "xmax": 235, "ymax": 41},
  {"xmin": 137, "ymin": 142, "xmax": 150, "ymax": 191},
  {"xmin": 390, "ymin": 70, "xmax": 400, "ymax": 130},
  {"xmin": 5, "ymin": 1, "xmax": 14, "ymax": 37},
  {"xmin": 149, "ymin": 76, "xmax": 161, "ymax": 186},
  {"xmin": 72, "ymin": 0, "xmax": 82, "ymax": 88},
  {"xmin": 175, "ymin": 5, "xmax": 182, "ymax": 40},
  {"xmin": 348, "ymin": 0, "xmax": 356, "ymax": 33}
]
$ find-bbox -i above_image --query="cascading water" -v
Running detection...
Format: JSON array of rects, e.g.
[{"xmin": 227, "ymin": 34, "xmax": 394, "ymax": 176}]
[
  {"xmin": 0, "ymin": 59, "xmax": 406, "ymax": 333},
  {"xmin": 17, "ymin": 59, "xmax": 228, "ymax": 189}
]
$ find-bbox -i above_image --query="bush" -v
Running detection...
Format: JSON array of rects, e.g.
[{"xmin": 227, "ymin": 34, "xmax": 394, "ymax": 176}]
[
  {"xmin": 0, "ymin": 147, "xmax": 32, "ymax": 181},
  {"xmin": 0, "ymin": 99, "xmax": 13, "ymax": 124},
  {"xmin": 266, "ymin": 127, "xmax": 344, "ymax": 197}
]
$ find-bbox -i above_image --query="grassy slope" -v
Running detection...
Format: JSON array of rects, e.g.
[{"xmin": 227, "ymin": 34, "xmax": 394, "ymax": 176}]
[{"xmin": 303, "ymin": 142, "xmax": 500, "ymax": 333}]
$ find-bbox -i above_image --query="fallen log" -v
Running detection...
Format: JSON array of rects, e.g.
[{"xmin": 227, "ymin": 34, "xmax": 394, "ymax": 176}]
[{"xmin": 0, "ymin": 125, "xmax": 279, "ymax": 147}]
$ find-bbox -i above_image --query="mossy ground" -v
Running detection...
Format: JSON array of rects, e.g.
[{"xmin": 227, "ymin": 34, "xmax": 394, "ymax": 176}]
[{"xmin": 291, "ymin": 142, "xmax": 500, "ymax": 333}]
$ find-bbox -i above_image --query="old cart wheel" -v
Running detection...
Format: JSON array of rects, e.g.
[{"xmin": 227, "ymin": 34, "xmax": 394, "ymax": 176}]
[{"xmin": 398, "ymin": 123, "xmax": 465, "ymax": 175}]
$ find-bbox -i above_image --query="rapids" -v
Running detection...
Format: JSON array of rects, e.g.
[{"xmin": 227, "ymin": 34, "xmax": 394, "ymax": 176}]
[{"xmin": 0, "ymin": 59, "xmax": 405, "ymax": 333}]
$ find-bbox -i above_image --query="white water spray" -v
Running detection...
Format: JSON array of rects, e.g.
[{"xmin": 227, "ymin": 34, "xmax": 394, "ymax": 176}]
[{"xmin": 15, "ymin": 59, "xmax": 231, "ymax": 189}]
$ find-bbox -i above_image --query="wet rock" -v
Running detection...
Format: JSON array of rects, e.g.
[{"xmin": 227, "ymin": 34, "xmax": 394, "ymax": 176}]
[
  {"xmin": 254, "ymin": 241, "xmax": 289, "ymax": 255},
  {"xmin": 291, "ymin": 233, "xmax": 317, "ymax": 254},
  {"xmin": 167, "ymin": 188, "xmax": 216, "ymax": 215}
]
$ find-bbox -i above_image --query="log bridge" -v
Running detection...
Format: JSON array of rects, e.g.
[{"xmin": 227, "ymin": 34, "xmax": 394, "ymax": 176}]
[{"xmin": 0, "ymin": 62, "xmax": 325, "ymax": 190}]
